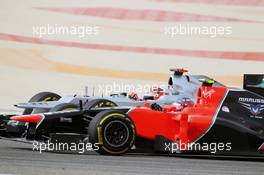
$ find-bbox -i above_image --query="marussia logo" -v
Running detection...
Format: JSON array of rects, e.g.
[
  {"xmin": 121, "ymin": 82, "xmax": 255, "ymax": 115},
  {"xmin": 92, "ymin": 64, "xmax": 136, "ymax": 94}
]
[
  {"xmin": 240, "ymin": 103, "xmax": 264, "ymax": 116},
  {"xmin": 239, "ymin": 98, "xmax": 264, "ymax": 118}
]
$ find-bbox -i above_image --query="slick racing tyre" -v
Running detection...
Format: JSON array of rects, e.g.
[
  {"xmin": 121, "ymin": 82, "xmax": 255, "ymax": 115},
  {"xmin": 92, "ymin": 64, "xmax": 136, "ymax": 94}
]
[
  {"xmin": 23, "ymin": 92, "xmax": 61, "ymax": 115},
  {"xmin": 88, "ymin": 110, "xmax": 135, "ymax": 155},
  {"xmin": 84, "ymin": 99, "xmax": 117, "ymax": 110}
]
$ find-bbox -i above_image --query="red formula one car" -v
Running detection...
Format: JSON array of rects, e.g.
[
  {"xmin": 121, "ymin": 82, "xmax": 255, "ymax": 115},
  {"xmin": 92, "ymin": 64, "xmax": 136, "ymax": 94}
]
[{"xmin": 10, "ymin": 75, "xmax": 264, "ymax": 156}]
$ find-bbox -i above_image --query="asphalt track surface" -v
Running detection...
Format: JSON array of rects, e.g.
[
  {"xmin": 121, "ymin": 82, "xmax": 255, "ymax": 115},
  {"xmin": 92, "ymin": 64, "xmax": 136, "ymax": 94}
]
[{"xmin": 0, "ymin": 139, "xmax": 263, "ymax": 175}]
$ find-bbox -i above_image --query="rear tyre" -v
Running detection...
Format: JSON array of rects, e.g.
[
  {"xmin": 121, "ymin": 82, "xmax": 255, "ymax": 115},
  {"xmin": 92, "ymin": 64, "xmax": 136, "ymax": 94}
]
[
  {"xmin": 88, "ymin": 110, "xmax": 135, "ymax": 155},
  {"xmin": 84, "ymin": 99, "xmax": 117, "ymax": 110}
]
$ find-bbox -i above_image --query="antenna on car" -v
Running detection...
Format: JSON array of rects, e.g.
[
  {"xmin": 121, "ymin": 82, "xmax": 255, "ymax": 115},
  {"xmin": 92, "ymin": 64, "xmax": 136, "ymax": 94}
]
[
  {"xmin": 92, "ymin": 87, "xmax": 95, "ymax": 96},
  {"xmin": 85, "ymin": 86, "xmax": 88, "ymax": 96}
]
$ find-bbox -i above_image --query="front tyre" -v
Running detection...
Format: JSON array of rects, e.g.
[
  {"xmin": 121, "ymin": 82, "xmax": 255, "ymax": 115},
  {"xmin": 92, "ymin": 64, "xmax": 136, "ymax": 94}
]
[{"xmin": 88, "ymin": 110, "xmax": 135, "ymax": 155}]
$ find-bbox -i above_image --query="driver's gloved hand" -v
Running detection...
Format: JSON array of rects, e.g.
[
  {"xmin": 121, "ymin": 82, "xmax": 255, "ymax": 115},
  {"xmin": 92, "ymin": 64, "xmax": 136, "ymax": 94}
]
[{"xmin": 150, "ymin": 103, "xmax": 163, "ymax": 111}]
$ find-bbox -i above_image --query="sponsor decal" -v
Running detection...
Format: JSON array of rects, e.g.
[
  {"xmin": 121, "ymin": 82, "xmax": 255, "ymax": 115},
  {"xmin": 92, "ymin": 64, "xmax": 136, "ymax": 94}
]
[
  {"xmin": 239, "ymin": 97, "xmax": 264, "ymax": 103},
  {"xmin": 202, "ymin": 89, "xmax": 215, "ymax": 98},
  {"xmin": 239, "ymin": 97, "xmax": 264, "ymax": 119},
  {"xmin": 60, "ymin": 117, "xmax": 73, "ymax": 123}
]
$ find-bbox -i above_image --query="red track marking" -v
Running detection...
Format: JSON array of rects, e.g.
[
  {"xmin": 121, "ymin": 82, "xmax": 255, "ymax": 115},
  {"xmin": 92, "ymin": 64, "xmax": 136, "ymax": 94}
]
[
  {"xmin": 154, "ymin": 0, "xmax": 264, "ymax": 6},
  {"xmin": 0, "ymin": 33, "xmax": 264, "ymax": 61},
  {"xmin": 36, "ymin": 7, "xmax": 257, "ymax": 23}
]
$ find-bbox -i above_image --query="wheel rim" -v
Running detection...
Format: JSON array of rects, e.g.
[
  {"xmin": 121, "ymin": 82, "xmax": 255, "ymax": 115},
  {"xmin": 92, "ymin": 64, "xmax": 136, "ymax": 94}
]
[
  {"xmin": 43, "ymin": 96, "xmax": 60, "ymax": 102},
  {"xmin": 104, "ymin": 120, "xmax": 129, "ymax": 148}
]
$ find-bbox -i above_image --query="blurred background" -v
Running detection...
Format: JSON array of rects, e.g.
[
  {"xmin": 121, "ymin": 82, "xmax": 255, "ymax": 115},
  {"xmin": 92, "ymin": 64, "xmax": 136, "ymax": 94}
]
[{"xmin": 0, "ymin": 0, "xmax": 263, "ymax": 111}]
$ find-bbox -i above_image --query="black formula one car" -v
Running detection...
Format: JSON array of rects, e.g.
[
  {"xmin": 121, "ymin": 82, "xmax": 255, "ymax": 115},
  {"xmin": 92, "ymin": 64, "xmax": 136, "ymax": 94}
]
[{"xmin": 7, "ymin": 74, "xmax": 264, "ymax": 157}]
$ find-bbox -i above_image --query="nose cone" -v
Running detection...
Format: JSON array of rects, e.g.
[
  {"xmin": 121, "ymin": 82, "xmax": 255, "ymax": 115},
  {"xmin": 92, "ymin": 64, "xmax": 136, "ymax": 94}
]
[{"xmin": 10, "ymin": 114, "xmax": 43, "ymax": 123}]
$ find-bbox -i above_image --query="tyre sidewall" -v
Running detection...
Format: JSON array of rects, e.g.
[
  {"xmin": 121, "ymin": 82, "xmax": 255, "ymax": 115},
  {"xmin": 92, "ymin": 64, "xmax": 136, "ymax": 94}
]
[{"xmin": 88, "ymin": 110, "xmax": 135, "ymax": 155}]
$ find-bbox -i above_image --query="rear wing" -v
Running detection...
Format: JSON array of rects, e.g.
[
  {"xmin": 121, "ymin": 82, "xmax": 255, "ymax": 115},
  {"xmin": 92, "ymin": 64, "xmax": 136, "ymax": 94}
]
[{"xmin": 243, "ymin": 74, "xmax": 264, "ymax": 97}]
